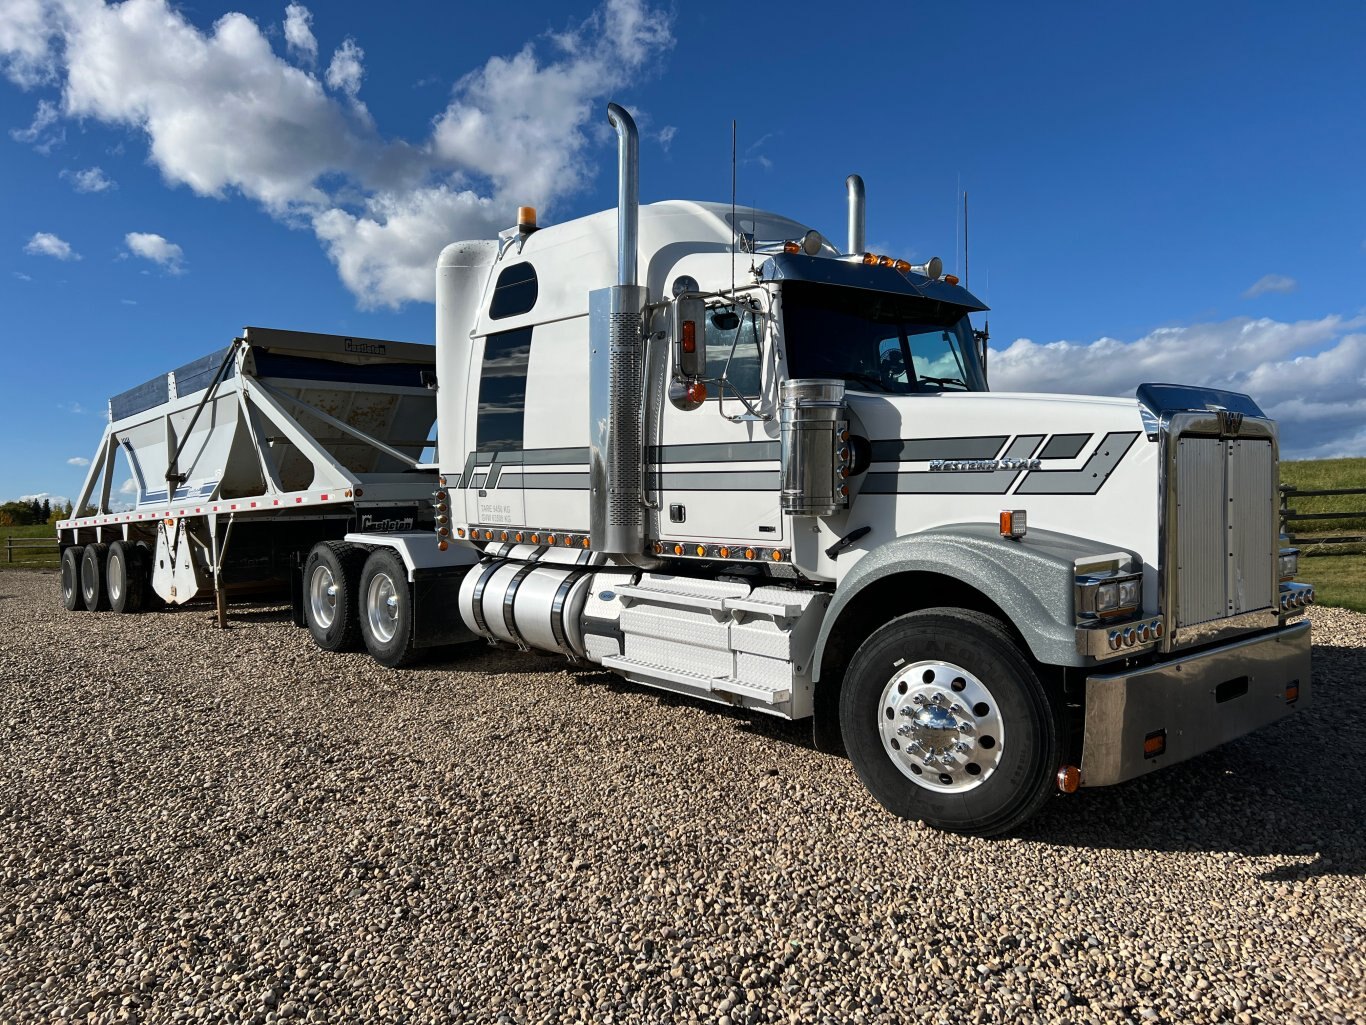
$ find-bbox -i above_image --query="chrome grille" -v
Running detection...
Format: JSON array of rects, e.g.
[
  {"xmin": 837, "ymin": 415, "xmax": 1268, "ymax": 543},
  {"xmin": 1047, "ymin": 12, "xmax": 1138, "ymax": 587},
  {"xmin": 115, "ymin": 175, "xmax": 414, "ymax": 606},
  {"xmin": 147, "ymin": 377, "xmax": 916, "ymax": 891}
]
[{"xmin": 1173, "ymin": 434, "xmax": 1276, "ymax": 630}]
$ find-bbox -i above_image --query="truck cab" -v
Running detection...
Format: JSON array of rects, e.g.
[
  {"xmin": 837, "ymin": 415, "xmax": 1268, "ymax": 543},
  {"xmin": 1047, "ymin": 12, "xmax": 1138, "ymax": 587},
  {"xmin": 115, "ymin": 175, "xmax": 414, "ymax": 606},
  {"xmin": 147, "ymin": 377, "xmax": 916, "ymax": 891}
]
[{"xmin": 420, "ymin": 104, "xmax": 1312, "ymax": 835}]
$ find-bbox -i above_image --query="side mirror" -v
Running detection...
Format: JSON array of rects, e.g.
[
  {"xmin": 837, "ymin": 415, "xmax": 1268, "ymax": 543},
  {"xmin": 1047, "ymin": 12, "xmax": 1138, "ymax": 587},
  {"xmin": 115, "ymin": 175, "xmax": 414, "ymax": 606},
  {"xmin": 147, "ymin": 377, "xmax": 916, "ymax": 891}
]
[{"xmin": 671, "ymin": 296, "xmax": 706, "ymax": 381}]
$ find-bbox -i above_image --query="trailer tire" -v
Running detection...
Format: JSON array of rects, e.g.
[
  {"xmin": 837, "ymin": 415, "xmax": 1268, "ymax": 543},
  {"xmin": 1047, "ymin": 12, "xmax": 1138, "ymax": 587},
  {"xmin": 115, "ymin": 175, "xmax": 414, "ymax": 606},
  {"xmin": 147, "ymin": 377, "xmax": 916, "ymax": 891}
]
[
  {"xmin": 136, "ymin": 541, "xmax": 165, "ymax": 610},
  {"xmin": 80, "ymin": 542, "xmax": 111, "ymax": 612},
  {"xmin": 358, "ymin": 548, "xmax": 419, "ymax": 668},
  {"xmin": 839, "ymin": 608, "xmax": 1061, "ymax": 837},
  {"xmin": 61, "ymin": 546, "xmax": 86, "ymax": 611},
  {"xmin": 107, "ymin": 540, "xmax": 146, "ymax": 614},
  {"xmin": 303, "ymin": 541, "xmax": 367, "ymax": 652}
]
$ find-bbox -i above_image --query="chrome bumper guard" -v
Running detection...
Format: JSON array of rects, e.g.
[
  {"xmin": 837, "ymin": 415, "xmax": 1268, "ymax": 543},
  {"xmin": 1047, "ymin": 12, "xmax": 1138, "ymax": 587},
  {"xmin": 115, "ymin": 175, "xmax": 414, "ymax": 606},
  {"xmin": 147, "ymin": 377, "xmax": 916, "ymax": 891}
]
[{"xmin": 1080, "ymin": 619, "xmax": 1310, "ymax": 787}]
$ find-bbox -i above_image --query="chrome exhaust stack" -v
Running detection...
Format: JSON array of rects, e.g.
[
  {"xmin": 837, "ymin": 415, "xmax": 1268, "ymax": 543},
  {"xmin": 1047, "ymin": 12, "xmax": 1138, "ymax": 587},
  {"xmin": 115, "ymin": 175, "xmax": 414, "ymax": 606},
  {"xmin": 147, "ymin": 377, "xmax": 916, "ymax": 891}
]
[
  {"xmin": 589, "ymin": 102, "xmax": 648, "ymax": 555},
  {"xmin": 845, "ymin": 174, "xmax": 865, "ymax": 255}
]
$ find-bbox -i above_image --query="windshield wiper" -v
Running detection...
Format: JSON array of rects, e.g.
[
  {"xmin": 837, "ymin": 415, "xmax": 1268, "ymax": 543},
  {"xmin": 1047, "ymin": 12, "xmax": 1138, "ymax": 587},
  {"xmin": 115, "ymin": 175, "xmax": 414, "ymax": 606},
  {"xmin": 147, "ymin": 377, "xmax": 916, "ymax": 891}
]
[
  {"xmin": 919, "ymin": 375, "xmax": 969, "ymax": 390},
  {"xmin": 831, "ymin": 370, "xmax": 891, "ymax": 392}
]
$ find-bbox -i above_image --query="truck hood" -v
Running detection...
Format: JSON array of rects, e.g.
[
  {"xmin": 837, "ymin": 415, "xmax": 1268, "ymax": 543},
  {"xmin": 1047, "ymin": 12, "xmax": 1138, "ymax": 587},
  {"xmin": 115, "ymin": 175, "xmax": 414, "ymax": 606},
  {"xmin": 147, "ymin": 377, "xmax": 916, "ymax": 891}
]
[{"xmin": 845, "ymin": 390, "xmax": 1147, "ymax": 447}]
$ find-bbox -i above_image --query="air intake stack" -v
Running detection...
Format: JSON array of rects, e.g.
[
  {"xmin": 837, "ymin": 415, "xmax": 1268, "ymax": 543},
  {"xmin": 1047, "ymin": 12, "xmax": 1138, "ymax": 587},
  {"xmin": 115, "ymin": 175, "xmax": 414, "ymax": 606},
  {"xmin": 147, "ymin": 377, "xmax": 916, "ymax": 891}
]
[{"xmin": 588, "ymin": 103, "xmax": 648, "ymax": 555}]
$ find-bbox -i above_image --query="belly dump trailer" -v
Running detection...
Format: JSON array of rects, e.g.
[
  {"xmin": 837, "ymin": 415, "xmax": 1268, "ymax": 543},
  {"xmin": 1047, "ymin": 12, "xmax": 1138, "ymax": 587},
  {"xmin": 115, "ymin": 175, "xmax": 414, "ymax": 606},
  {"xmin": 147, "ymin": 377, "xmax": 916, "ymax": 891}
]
[
  {"xmin": 57, "ymin": 103, "xmax": 1315, "ymax": 835},
  {"xmin": 56, "ymin": 326, "xmax": 474, "ymax": 651}
]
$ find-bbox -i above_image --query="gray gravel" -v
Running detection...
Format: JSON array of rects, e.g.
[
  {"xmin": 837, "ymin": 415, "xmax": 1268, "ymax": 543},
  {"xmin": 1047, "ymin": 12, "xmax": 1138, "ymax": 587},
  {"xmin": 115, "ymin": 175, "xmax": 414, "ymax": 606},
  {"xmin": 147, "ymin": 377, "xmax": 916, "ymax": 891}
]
[{"xmin": 1, "ymin": 567, "xmax": 1363, "ymax": 1025}]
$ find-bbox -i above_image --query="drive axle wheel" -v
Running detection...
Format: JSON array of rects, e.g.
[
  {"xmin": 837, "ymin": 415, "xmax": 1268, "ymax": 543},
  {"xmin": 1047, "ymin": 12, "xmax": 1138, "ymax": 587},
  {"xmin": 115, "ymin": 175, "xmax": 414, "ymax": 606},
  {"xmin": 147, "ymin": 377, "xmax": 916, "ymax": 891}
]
[
  {"xmin": 840, "ymin": 608, "xmax": 1060, "ymax": 837},
  {"xmin": 303, "ymin": 541, "xmax": 366, "ymax": 651},
  {"xmin": 358, "ymin": 548, "xmax": 418, "ymax": 668}
]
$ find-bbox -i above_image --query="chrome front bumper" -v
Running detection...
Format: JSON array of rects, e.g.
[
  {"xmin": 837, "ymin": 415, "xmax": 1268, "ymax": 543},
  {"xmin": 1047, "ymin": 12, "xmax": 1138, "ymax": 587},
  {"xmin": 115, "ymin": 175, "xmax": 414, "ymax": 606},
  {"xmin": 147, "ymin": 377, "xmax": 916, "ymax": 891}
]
[{"xmin": 1080, "ymin": 619, "xmax": 1310, "ymax": 787}]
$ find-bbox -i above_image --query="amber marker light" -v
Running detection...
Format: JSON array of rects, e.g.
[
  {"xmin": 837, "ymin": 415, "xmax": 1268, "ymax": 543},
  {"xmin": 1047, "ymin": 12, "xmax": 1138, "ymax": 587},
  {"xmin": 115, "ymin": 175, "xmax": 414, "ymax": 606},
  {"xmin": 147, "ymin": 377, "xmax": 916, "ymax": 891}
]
[
  {"xmin": 500, "ymin": 531, "xmax": 508, "ymax": 541},
  {"xmin": 546, "ymin": 534, "xmax": 557, "ymax": 545},
  {"xmin": 1143, "ymin": 730, "xmax": 1167, "ymax": 759},
  {"xmin": 653, "ymin": 541, "xmax": 664, "ymax": 554},
  {"xmin": 673, "ymin": 543, "xmax": 685, "ymax": 556},
  {"xmin": 564, "ymin": 535, "xmax": 574, "ymax": 546},
  {"xmin": 1056, "ymin": 766, "xmax": 1081, "ymax": 794},
  {"xmin": 515, "ymin": 532, "xmax": 524, "ymax": 543},
  {"xmin": 999, "ymin": 510, "xmax": 1027, "ymax": 540},
  {"xmin": 783, "ymin": 239, "xmax": 801, "ymax": 254},
  {"xmin": 437, "ymin": 540, "xmax": 449, "ymax": 551},
  {"xmin": 893, "ymin": 259, "xmax": 911, "ymax": 273},
  {"xmin": 456, "ymin": 528, "xmax": 466, "ymax": 538},
  {"xmin": 719, "ymin": 546, "xmax": 731, "ymax": 558},
  {"xmin": 581, "ymin": 537, "xmax": 591, "ymax": 548},
  {"xmin": 943, "ymin": 273, "xmax": 960, "ymax": 285},
  {"xmin": 686, "ymin": 380, "xmax": 708, "ymax": 403},
  {"xmin": 744, "ymin": 547, "xmax": 757, "ymax": 560},
  {"xmin": 771, "ymin": 550, "xmax": 785, "ymax": 562},
  {"xmin": 1285, "ymin": 681, "xmax": 1300, "ymax": 704},
  {"xmin": 862, "ymin": 252, "xmax": 878, "ymax": 265},
  {"xmin": 530, "ymin": 533, "xmax": 540, "ymax": 544}
]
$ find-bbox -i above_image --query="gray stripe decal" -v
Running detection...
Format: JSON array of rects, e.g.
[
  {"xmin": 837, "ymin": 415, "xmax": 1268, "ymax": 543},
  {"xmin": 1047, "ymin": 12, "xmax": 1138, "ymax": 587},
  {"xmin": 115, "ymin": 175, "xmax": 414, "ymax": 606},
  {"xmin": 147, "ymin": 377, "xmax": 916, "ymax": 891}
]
[
  {"xmin": 1014, "ymin": 432, "xmax": 1140, "ymax": 495},
  {"xmin": 1004, "ymin": 434, "xmax": 1045, "ymax": 460},
  {"xmin": 647, "ymin": 441, "xmax": 781, "ymax": 463},
  {"xmin": 869, "ymin": 436, "xmax": 1008, "ymax": 462},
  {"xmin": 498, "ymin": 472, "xmax": 591, "ymax": 490},
  {"xmin": 653, "ymin": 471, "xmax": 782, "ymax": 491},
  {"xmin": 522, "ymin": 447, "xmax": 591, "ymax": 465},
  {"xmin": 456, "ymin": 451, "xmax": 477, "ymax": 489},
  {"xmin": 862, "ymin": 470, "xmax": 1021, "ymax": 495},
  {"xmin": 1039, "ymin": 433, "xmax": 1092, "ymax": 460}
]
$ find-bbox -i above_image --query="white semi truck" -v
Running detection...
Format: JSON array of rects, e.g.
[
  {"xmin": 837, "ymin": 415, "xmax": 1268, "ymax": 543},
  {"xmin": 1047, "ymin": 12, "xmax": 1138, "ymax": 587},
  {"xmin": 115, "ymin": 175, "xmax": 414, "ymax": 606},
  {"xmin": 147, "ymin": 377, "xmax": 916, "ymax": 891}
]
[{"xmin": 57, "ymin": 103, "xmax": 1314, "ymax": 835}]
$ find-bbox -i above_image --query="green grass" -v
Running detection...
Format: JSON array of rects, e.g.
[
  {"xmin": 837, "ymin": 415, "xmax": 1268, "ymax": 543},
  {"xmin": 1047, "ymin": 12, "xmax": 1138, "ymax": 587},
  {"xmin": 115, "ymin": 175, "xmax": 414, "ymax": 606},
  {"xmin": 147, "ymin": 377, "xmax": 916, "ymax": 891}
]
[
  {"xmin": 1281, "ymin": 458, "xmax": 1366, "ymax": 613},
  {"xmin": 0, "ymin": 523, "xmax": 60, "ymax": 569}
]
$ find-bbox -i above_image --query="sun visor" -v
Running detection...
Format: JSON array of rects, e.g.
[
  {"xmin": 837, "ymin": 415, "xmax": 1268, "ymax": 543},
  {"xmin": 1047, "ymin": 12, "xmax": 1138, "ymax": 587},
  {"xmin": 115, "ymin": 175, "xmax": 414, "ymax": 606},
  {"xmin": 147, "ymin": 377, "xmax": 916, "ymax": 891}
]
[{"xmin": 760, "ymin": 252, "xmax": 989, "ymax": 312}]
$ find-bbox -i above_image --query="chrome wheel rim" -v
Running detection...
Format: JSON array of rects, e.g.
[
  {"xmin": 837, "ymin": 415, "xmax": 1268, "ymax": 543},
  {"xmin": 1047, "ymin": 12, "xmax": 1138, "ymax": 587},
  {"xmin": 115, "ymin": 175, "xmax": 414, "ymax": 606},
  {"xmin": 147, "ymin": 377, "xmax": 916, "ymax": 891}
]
[
  {"xmin": 308, "ymin": 564, "xmax": 338, "ymax": 630},
  {"xmin": 62, "ymin": 557, "xmax": 77, "ymax": 602},
  {"xmin": 366, "ymin": 571, "xmax": 399, "ymax": 644},
  {"xmin": 877, "ymin": 659, "xmax": 1006, "ymax": 793},
  {"xmin": 108, "ymin": 552, "xmax": 124, "ymax": 603}
]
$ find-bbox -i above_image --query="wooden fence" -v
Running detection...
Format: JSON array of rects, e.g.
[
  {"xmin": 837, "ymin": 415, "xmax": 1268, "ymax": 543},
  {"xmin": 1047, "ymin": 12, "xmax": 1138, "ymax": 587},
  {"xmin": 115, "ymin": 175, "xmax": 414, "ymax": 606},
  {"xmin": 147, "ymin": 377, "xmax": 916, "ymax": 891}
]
[
  {"xmin": 4, "ymin": 536, "xmax": 59, "ymax": 563},
  {"xmin": 1279, "ymin": 485, "xmax": 1366, "ymax": 554}
]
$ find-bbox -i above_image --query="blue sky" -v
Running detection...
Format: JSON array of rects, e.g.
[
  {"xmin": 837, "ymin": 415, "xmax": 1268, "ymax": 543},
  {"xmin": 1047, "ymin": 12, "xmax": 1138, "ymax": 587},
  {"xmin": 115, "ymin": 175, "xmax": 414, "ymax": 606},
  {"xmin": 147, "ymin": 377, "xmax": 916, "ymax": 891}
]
[{"xmin": 3, "ymin": 0, "xmax": 1365, "ymax": 506}]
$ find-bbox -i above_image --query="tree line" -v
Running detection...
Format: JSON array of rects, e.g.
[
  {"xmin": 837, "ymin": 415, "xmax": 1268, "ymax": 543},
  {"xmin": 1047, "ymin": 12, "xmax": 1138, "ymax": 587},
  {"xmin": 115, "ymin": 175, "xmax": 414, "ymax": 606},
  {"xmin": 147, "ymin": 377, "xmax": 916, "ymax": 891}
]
[{"xmin": 0, "ymin": 498, "xmax": 74, "ymax": 526}]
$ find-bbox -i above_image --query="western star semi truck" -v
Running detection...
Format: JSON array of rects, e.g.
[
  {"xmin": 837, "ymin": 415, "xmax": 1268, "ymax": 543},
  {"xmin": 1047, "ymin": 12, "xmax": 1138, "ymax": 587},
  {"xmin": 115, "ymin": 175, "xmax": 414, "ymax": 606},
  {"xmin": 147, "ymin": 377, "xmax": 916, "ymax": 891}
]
[{"xmin": 56, "ymin": 103, "xmax": 1313, "ymax": 835}]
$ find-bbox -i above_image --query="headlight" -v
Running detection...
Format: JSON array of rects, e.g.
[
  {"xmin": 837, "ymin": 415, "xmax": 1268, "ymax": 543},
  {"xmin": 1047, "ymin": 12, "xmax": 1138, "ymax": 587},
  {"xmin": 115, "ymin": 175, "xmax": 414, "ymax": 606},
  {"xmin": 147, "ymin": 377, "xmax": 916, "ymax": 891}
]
[
  {"xmin": 1095, "ymin": 582, "xmax": 1119, "ymax": 612},
  {"xmin": 1279, "ymin": 547, "xmax": 1299, "ymax": 582},
  {"xmin": 1075, "ymin": 570, "xmax": 1143, "ymax": 621}
]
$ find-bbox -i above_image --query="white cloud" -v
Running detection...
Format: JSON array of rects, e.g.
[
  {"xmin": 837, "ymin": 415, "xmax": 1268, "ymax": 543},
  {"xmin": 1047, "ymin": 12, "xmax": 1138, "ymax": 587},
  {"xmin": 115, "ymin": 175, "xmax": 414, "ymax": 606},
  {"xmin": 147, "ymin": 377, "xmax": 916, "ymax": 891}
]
[
  {"xmin": 66, "ymin": 456, "xmax": 90, "ymax": 466},
  {"xmin": 325, "ymin": 38, "xmax": 363, "ymax": 99},
  {"xmin": 0, "ymin": 0, "xmax": 58, "ymax": 86},
  {"xmin": 1243, "ymin": 273, "xmax": 1297, "ymax": 298},
  {"xmin": 124, "ymin": 231, "xmax": 184, "ymax": 272},
  {"xmin": 18, "ymin": 492, "xmax": 70, "ymax": 508},
  {"xmin": 656, "ymin": 124, "xmax": 676, "ymax": 151},
  {"xmin": 991, "ymin": 314, "xmax": 1366, "ymax": 459},
  {"xmin": 120, "ymin": 298, "xmax": 137, "ymax": 305},
  {"xmin": 60, "ymin": 165, "xmax": 115, "ymax": 192},
  {"xmin": 9, "ymin": 95, "xmax": 61, "ymax": 150},
  {"xmin": 0, "ymin": 0, "xmax": 673, "ymax": 308},
  {"xmin": 13, "ymin": 271, "xmax": 32, "ymax": 281},
  {"xmin": 118, "ymin": 477, "xmax": 138, "ymax": 495},
  {"xmin": 24, "ymin": 230, "xmax": 78, "ymax": 259},
  {"xmin": 282, "ymin": 3, "xmax": 316, "ymax": 64}
]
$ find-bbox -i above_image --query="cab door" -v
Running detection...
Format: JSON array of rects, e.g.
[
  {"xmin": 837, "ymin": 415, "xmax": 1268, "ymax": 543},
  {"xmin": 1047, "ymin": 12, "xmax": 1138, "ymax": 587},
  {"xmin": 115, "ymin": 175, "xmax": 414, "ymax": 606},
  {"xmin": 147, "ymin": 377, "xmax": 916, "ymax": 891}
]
[{"xmin": 651, "ymin": 298, "xmax": 783, "ymax": 545}]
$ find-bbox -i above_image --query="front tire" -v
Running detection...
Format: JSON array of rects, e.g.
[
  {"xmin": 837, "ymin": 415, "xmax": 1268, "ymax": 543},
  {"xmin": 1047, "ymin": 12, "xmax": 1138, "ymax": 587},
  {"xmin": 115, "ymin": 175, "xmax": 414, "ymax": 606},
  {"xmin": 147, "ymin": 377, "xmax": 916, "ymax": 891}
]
[
  {"xmin": 839, "ymin": 608, "xmax": 1061, "ymax": 837},
  {"xmin": 80, "ymin": 543, "xmax": 111, "ymax": 612},
  {"xmin": 358, "ymin": 548, "xmax": 418, "ymax": 668}
]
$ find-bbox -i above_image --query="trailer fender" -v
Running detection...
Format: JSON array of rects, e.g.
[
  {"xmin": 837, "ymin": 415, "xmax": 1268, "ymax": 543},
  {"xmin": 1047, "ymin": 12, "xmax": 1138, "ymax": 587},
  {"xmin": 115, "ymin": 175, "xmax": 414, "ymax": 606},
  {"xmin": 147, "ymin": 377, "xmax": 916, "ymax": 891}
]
[{"xmin": 812, "ymin": 524, "xmax": 1139, "ymax": 680}]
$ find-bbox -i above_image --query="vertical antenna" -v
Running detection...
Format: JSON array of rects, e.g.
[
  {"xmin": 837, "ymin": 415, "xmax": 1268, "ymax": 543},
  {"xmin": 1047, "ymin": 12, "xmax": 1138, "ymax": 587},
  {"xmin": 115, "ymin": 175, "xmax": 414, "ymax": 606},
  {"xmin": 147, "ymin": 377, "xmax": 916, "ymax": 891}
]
[
  {"xmin": 731, "ymin": 119, "xmax": 737, "ymax": 297},
  {"xmin": 964, "ymin": 190, "xmax": 969, "ymax": 290},
  {"xmin": 954, "ymin": 173, "xmax": 961, "ymax": 276}
]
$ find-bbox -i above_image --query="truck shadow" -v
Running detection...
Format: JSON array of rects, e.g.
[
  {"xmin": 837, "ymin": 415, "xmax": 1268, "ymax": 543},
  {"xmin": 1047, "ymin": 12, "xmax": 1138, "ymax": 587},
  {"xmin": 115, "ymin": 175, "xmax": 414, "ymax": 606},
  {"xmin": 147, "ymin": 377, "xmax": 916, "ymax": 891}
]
[
  {"xmin": 1021, "ymin": 638, "xmax": 1365, "ymax": 879},
  {"xmin": 570, "ymin": 641, "xmax": 1363, "ymax": 879}
]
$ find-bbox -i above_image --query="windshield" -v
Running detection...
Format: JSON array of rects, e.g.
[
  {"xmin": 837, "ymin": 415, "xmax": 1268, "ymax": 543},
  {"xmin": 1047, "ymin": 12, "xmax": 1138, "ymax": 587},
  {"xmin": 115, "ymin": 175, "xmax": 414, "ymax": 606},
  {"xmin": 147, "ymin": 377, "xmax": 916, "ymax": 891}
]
[{"xmin": 780, "ymin": 281, "xmax": 986, "ymax": 393}]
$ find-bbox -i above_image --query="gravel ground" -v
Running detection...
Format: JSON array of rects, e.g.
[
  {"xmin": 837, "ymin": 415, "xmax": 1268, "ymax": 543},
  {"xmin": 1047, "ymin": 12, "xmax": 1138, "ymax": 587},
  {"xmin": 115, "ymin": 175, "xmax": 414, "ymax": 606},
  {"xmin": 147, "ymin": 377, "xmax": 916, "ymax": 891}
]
[{"xmin": 1, "ymin": 568, "xmax": 1363, "ymax": 1025}]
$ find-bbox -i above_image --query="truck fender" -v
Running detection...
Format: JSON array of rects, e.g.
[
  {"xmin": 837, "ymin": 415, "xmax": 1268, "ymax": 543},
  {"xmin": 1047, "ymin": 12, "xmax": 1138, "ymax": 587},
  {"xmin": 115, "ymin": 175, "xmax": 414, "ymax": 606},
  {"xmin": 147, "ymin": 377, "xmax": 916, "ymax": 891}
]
[{"xmin": 812, "ymin": 524, "xmax": 1138, "ymax": 680}]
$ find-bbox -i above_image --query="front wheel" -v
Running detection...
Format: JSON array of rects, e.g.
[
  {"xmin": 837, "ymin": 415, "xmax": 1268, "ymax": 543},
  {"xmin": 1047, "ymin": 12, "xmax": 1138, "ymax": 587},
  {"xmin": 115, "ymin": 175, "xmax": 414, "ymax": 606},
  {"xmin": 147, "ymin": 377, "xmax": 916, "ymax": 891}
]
[
  {"xmin": 358, "ymin": 548, "xmax": 419, "ymax": 668},
  {"xmin": 839, "ymin": 609, "xmax": 1061, "ymax": 837}
]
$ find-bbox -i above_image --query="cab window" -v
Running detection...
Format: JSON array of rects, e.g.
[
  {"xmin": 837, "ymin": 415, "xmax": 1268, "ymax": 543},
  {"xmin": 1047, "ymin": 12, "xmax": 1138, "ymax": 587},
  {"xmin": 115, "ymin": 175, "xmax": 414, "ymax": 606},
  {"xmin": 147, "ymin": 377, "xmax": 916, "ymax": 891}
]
[{"xmin": 704, "ymin": 304, "xmax": 763, "ymax": 397}]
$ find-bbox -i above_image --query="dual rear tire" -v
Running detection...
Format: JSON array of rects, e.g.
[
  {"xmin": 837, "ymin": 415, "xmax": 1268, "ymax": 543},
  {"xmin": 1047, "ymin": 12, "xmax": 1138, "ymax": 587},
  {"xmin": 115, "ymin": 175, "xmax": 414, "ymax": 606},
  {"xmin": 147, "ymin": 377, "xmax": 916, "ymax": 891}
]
[{"xmin": 302, "ymin": 543, "xmax": 418, "ymax": 667}]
